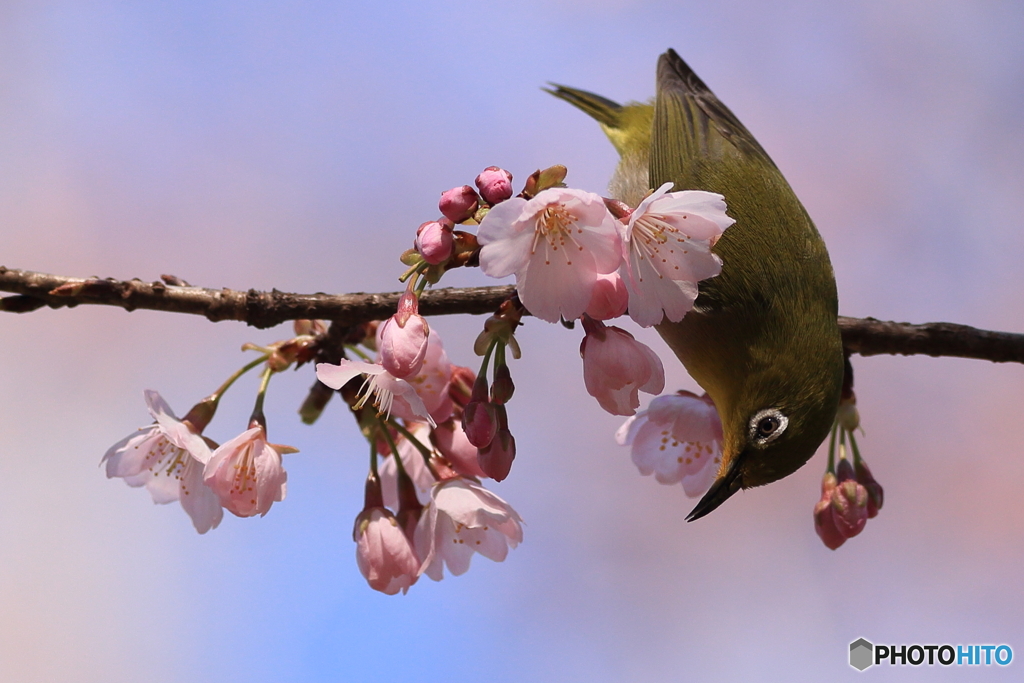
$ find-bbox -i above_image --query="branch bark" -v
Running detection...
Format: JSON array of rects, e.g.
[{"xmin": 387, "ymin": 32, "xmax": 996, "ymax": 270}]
[{"xmin": 2, "ymin": 266, "xmax": 1023, "ymax": 364}]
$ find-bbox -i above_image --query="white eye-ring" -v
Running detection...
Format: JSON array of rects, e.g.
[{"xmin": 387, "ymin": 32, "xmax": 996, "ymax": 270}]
[{"xmin": 749, "ymin": 408, "xmax": 788, "ymax": 446}]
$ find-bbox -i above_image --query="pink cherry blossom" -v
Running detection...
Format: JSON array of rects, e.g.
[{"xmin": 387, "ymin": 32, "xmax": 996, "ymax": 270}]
[
  {"xmin": 585, "ymin": 271, "xmax": 629, "ymax": 320},
  {"xmin": 432, "ymin": 419, "xmax": 487, "ymax": 478},
  {"xmin": 203, "ymin": 423, "xmax": 294, "ymax": 518},
  {"xmin": 619, "ymin": 183, "xmax": 734, "ymax": 327},
  {"xmin": 388, "ymin": 329, "xmax": 453, "ymax": 425},
  {"xmin": 378, "ymin": 291, "xmax": 429, "ymax": 379},
  {"xmin": 414, "ymin": 477, "xmax": 523, "ymax": 581},
  {"xmin": 615, "ymin": 391, "xmax": 723, "ymax": 498},
  {"xmin": 580, "ymin": 317, "xmax": 665, "ymax": 416},
  {"xmin": 315, "ymin": 359, "xmax": 435, "ymax": 426},
  {"xmin": 478, "ymin": 187, "xmax": 622, "ymax": 323},
  {"xmin": 354, "ymin": 507, "xmax": 420, "ymax": 595},
  {"xmin": 380, "ymin": 422, "xmax": 436, "ymax": 509},
  {"xmin": 102, "ymin": 390, "xmax": 223, "ymax": 534}
]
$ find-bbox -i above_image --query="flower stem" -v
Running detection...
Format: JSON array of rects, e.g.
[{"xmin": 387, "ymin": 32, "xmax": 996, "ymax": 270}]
[
  {"xmin": 387, "ymin": 419, "xmax": 440, "ymax": 480},
  {"xmin": 346, "ymin": 344, "xmax": 374, "ymax": 362},
  {"xmin": 377, "ymin": 420, "xmax": 408, "ymax": 478},
  {"xmin": 478, "ymin": 339, "xmax": 496, "ymax": 381},
  {"xmin": 209, "ymin": 355, "xmax": 269, "ymax": 405},
  {"xmin": 249, "ymin": 364, "xmax": 274, "ymax": 429},
  {"xmin": 849, "ymin": 430, "xmax": 863, "ymax": 466},
  {"xmin": 369, "ymin": 439, "xmax": 379, "ymax": 480}
]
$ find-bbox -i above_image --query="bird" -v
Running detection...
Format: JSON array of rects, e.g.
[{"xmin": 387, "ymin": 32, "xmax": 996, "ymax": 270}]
[{"xmin": 547, "ymin": 49, "xmax": 845, "ymax": 521}]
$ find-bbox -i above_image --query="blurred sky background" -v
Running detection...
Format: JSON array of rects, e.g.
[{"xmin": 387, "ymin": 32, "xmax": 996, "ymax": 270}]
[{"xmin": 2, "ymin": 1, "xmax": 1023, "ymax": 681}]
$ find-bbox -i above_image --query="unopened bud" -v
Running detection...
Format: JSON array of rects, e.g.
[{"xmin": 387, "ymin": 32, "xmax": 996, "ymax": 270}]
[
  {"xmin": 415, "ymin": 219, "xmax": 455, "ymax": 265},
  {"xmin": 478, "ymin": 427, "xmax": 516, "ymax": 481},
  {"xmin": 378, "ymin": 291, "xmax": 429, "ymax": 379},
  {"xmin": 490, "ymin": 363, "xmax": 515, "ymax": 404},
  {"xmin": 439, "ymin": 185, "xmax": 480, "ymax": 223},
  {"xmin": 475, "ymin": 166, "xmax": 513, "ymax": 204},
  {"xmin": 448, "ymin": 365, "xmax": 476, "ymax": 407},
  {"xmin": 462, "ymin": 389, "xmax": 498, "ymax": 449},
  {"xmin": 855, "ymin": 459, "xmax": 884, "ymax": 518}
]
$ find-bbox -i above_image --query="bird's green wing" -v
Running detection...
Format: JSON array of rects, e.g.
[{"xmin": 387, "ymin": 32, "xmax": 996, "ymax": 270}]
[{"xmin": 650, "ymin": 48, "xmax": 776, "ymax": 190}]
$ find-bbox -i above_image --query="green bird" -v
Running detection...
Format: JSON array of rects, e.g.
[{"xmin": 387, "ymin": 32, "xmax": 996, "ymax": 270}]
[{"xmin": 548, "ymin": 49, "xmax": 844, "ymax": 521}]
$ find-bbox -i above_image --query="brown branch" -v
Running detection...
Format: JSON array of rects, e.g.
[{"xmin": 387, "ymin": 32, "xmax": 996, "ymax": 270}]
[
  {"xmin": 0, "ymin": 266, "xmax": 515, "ymax": 329},
  {"xmin": 2, "ymin": 266, "xmax": 1023, "ymax": 364}
]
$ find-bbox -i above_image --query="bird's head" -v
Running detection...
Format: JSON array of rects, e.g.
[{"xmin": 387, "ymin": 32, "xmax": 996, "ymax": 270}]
[{"xmin": 684, "ymin": 340, "xmax": 844, "ymax": 522}]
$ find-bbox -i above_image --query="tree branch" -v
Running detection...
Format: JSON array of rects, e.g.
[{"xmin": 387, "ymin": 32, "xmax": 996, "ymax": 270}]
[{"xmin": 2, "ymin": 266, "xmax": 1023, "ymax": 364}]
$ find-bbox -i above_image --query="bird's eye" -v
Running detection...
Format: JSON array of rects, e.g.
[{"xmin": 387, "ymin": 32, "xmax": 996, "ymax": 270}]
[{"xmin": 748, "ymin": 408, "xmax": 788, "ymax": 446}]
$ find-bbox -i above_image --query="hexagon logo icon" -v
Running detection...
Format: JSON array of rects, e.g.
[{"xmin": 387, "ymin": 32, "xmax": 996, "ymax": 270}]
[{"xmin": 850, "ymin": 638, "xmax": 874, "ymax": 671}]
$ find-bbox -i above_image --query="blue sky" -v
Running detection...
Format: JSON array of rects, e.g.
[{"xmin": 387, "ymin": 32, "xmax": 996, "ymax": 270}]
[{"xmin": 1, "ymin": 2, "xmax": 1023, "ymax": 681}]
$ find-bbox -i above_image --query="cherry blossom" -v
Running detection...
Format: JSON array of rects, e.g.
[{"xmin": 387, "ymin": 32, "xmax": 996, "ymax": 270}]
[
  {"xmin": 615, "ymin": 391, "xmax": 722, "ymax": 498},
  {"xmin": 478, "ymin": 187, "xmax": 622, "ymax": 323},
  {"xmin": 585, "ymin": 271, "xmax": 629, "ymax": 321},
  {"xmin": 354, "ymin": 507, "xmax": 421, "ymax": 595},
  {"xmin": 415, "ymin": 478, "xmax": 523, "ymax": 580},
  {"xmin": 316, "ymin": 359, "xmax": 435, "ymax": 426},
  {"xmin": 389, "ymin": 329, "xmax": 453, "ymax": 425},
  {"xmin": 203, "ymin": 423, "xmax": 294, "ymax": 518},
  {"xmin": 619, "ymin": 183, "xmax": 734, "ymax": 327},
  {"xmin": 102, "ymin": 390, "xmax": 223, "ymax": 534},
  {"xmin": 580, "ymin": 317, "xmax": 665, "ymax": 416},
  {"xmin": 378, "ymin": 291, "xmax": 430, "ymax": 379},
  {"xmin": 379, "ymin": 422, "xmax": 436, "ymax": 508},
  {"xmin": 432, "ymin": 419, "xmax": 487, "ymax": 479}
]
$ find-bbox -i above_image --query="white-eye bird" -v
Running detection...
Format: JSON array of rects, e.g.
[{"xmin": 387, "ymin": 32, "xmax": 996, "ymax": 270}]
[{"xmin": 548, "ymin": 49, "xmax": 845, "ymax": 520}]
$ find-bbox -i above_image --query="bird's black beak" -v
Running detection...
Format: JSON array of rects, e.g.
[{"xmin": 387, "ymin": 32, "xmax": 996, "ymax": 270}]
[{"xmin": 685, "ymin": 451, "xmax": 746, "ymax": 522}]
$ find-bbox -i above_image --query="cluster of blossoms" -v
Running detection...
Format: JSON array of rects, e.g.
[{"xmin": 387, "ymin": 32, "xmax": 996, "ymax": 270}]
[
  {"xmin": 105, "ymin": 159, "xmax": 878, "ymax": 598},
  {"xmin": 813, "ymin": 388, "xmax": 884, "ymax": 549},
  {"xmin": 315, "ymin": 306, "xmax": 524, "ymax": 594},
  {"xmin": 102, "ymin": 323, "xmax": 319, "ymax": 533}
]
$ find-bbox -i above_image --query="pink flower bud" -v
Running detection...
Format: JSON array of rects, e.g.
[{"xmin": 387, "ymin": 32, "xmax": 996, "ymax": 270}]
[
  {"xmin": 462, "ymin": 374, "xmax": 497, "ymax": 448},
  {"xmin": 855, "ymin": 459, "xmax": 884, "ymax": 519},
  {"xmin": 490, "ymin": 364, "xmax": 515, "ymax": 404},
  {"xmin": 830, "ymin": 479, "xmax": 869, "ymax": 537},
  {"xmin": 585, "ymin": 272, "xmax": 629, "ymax": 320},
  {"xmin": 813, "ymin": 472, "xmax": 846, "ymax": 550},
  {"xmin": 415, "ymin": 219, "xmax": 455, "ymax": 265},
  {"xmin": 478, "ymin": 427, "xmax": 516, "ymax": 482},
  {"xmin": 378, "ymin": 291, "xmax": 429, "ymax": 379},
  {"xmin": 475, "ymin": 166, "xmax": 513, "ymax": 204},
  {"xmin": 462, "ymin": 401, "xmax": 497, "ymax": 449},
  {"xmin": 439, "ymin": 185, "xmax": 480, "ymax": 223},
  {"xmin": 448, "ymin": 365, "xmax": 476, "ymax": 407}
]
